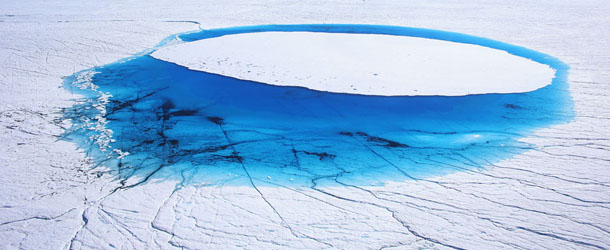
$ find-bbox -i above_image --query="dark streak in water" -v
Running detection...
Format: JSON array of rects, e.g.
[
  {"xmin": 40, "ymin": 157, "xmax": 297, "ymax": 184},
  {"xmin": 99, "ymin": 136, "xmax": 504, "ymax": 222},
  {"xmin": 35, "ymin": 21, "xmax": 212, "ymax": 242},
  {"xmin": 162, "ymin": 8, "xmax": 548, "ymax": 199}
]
[
  {"xmin": 356, "ymin": 132, "xmax": 409, "ymax": 148},
  {"xmin": 207, "ymin": 116, "xmax": 224, "ymax": 125}
]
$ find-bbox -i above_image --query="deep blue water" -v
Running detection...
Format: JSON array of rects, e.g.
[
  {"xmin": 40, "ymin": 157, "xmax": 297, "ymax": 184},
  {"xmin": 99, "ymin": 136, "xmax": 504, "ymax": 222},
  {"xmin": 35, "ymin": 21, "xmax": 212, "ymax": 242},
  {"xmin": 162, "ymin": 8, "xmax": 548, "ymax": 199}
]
[{"xmin": 63, "ymin": 24, "xmax": 572, "ymax": 187}]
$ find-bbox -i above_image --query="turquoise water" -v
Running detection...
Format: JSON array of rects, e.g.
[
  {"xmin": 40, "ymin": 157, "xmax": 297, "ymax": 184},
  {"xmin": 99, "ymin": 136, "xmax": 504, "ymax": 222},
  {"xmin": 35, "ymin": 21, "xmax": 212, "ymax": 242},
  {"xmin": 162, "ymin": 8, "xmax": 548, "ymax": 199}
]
[{"xmin": 63, "ymin": 24, "xmax": 572, "ymax": 187}]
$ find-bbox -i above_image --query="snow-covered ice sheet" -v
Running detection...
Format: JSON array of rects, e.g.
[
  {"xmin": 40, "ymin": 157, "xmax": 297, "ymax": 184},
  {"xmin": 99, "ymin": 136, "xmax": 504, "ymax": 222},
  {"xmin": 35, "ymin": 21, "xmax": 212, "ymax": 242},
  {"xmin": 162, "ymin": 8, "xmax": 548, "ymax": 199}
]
[
  {"xmin": 1, "ymin": 0, "xmax": 610, "ymax": 249},
  {"xmin": 153, "ymin": 31, "xmax": 555, "ymax": 96}
]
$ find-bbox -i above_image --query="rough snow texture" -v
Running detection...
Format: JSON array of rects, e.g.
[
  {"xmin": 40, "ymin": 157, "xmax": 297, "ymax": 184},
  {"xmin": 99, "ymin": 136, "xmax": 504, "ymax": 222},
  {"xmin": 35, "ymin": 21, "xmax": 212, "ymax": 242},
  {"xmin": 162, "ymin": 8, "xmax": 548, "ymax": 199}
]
[
  {"xmin": 1, "ymin": 0, "xmax": 610, "ymax": 249},
  {"xmin": 152, "ymin": 32, "xmax": 555, "ymax": 96}
]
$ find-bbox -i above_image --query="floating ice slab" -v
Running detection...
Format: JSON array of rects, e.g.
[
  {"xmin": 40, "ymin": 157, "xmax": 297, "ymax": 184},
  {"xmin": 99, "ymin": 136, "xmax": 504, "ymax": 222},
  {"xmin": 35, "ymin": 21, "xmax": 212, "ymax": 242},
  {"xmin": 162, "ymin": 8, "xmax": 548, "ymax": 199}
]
[{"xmin": 152, "ymin": 32, "xmax": 556, "ymax": 96}]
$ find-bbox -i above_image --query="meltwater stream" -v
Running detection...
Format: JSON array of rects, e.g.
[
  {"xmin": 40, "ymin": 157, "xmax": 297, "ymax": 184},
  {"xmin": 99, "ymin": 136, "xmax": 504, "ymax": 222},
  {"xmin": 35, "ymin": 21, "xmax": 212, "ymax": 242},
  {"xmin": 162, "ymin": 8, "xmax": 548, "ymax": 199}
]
[{"xmin": 63, "ymin": 24, "xmax": 572, "ymax": 187}]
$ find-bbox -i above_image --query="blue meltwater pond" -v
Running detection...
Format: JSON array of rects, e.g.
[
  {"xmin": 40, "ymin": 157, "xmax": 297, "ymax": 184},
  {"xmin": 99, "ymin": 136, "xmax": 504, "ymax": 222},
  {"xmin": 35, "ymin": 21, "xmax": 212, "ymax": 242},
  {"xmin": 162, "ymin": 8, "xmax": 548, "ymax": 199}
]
[{"xmin": 63, "ymin": 24, "xmax": 572, "ymax": 187}]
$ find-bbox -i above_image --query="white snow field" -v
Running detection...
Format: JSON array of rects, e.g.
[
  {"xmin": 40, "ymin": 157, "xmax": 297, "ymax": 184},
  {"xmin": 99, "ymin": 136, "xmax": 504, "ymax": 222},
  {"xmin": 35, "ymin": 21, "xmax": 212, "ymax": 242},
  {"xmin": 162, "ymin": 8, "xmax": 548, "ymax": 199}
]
[
  {"xmin": 152, "ymin": 32, "xmax": 555, "ymax": 96},
  {"xmin": 1, "ymin": 0, "xmax": 610, "ymax": 249}
]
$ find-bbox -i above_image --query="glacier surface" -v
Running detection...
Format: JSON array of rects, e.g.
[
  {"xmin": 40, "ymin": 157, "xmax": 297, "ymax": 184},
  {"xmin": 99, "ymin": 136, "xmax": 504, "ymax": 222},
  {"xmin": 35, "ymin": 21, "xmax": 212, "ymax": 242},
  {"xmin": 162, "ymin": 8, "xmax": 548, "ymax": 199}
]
[{"xmin": 1, "ymin": 1, "xmax": 609, "ymax": 249}]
